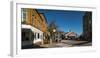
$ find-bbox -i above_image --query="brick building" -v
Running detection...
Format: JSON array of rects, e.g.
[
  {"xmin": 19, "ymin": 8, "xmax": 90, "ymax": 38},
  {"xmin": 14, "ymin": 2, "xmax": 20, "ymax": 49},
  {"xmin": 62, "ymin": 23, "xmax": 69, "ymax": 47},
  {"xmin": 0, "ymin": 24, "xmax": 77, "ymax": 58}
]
[{"xmin": 21, "ymin": 8, "xmax": 48, "ymax": 47}]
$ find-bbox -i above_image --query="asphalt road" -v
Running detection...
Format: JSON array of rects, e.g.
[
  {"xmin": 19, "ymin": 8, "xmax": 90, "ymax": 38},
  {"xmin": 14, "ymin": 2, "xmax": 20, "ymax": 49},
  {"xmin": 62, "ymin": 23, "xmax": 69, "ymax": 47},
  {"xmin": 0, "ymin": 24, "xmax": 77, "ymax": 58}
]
[
  {"xmin": 40, "ymin": 40, "xmax": 92, "ymax": 48},
  {"xmin": 22, "ymin": 40, "xmax": 92, "ymax": 49}
]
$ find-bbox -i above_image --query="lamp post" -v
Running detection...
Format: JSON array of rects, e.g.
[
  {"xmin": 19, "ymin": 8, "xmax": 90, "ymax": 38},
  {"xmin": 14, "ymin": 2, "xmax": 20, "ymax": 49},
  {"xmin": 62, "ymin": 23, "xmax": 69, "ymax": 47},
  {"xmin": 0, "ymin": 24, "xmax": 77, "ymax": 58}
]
[
  {"xmin": 53, "ymin": 29, "xmax": 56, "ymax": 33},
  {"xmin": 50, "ymin": 29, "xmax": 56, "ymax": 44},
  {"xmin": 53, "ymin": 29, "xmax": 56, "ymax": 42}
]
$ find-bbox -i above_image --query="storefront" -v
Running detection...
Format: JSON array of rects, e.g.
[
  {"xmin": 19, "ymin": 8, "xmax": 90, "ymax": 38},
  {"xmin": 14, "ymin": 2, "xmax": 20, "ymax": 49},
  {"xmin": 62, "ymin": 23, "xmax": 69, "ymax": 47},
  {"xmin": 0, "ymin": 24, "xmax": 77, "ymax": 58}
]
[{"xmin": 21, "ymin": 24, "xmax": 43, "ymax": 47}]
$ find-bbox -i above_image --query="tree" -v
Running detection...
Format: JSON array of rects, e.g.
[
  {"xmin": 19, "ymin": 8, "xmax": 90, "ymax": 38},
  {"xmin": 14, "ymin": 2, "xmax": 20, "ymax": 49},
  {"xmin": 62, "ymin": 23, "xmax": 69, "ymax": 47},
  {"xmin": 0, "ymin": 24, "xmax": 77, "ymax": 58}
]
[{"xmin": 47, "ymin": 20, "xmax": 59, "ymax": 44}]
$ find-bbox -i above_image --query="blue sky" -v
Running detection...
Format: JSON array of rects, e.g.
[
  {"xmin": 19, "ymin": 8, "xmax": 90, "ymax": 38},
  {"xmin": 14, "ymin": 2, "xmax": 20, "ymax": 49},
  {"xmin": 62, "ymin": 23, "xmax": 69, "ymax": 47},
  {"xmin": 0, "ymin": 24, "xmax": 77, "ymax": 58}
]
[{"xmin": 38, "ymin": 9, "xmax": 85, "ymax": 35}]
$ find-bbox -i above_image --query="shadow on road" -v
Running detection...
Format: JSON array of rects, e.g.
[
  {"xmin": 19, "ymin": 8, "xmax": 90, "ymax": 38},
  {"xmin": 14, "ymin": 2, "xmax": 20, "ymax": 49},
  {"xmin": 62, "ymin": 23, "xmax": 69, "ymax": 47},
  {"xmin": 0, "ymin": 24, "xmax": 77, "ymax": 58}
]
[
  {"xmin": 72, "ymin": 41, "xmax": 92, "ymax": 46},
  {"xmin": 22, "ymin": 44, "xmax": 46, "ymax": 49}
]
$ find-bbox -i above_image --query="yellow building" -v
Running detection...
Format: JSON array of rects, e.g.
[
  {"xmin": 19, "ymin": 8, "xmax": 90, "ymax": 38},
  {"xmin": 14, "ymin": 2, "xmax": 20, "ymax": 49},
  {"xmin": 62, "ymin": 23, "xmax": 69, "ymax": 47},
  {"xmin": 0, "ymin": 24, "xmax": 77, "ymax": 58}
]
[
  {"xmin": 39, "ymin": 13, "xmax": 48, "ymax": 34},
  {"xmin": 21, "ymin": 8, "xmax": 48, "ymax": 46},
  {"xmin": 22, "ymin": 9, "xmax": 48, "ymax": 33}
]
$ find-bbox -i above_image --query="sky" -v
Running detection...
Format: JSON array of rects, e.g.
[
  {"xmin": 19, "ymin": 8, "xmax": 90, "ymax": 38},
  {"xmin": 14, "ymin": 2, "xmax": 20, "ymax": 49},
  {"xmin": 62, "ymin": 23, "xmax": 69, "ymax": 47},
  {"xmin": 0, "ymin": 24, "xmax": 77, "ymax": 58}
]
[{"xmin": 38, "ymin": 9, "xmax": 85, "ymax": 35}]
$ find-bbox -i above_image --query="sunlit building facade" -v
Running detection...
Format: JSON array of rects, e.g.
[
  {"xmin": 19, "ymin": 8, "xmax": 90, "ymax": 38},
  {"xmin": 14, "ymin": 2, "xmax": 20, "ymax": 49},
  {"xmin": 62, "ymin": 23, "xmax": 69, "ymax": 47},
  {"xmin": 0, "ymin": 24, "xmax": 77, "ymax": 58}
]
[{"xmin": 21, "ymin": 8, "xmax": 48, "ymax": 47}]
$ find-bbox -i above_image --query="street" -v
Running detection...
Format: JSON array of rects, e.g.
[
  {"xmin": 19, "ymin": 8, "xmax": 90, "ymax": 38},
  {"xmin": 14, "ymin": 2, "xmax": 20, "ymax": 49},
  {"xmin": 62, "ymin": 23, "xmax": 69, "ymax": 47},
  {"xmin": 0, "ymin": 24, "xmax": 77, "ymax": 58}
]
[
  {"xmin": 40, "ymin": 40, "xmax": 92, "ymax": 48},
  {"xmin": 22, "ymin": 39, "xmax": 92, "ymax": 49}
]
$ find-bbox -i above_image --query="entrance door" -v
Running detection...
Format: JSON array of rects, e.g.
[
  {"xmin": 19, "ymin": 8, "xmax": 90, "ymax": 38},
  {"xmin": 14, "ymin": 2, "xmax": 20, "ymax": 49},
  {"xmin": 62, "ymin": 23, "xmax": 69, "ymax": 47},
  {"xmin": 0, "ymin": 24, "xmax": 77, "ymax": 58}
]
[{"xmin": 21, "ymin": 29, "xmax": 34, "ymax": 49}]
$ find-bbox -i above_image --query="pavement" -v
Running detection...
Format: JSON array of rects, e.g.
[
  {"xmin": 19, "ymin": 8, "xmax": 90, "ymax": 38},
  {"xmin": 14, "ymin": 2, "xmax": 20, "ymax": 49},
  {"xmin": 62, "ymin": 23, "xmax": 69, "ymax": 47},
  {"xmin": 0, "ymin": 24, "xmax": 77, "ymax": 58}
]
[
  {"xmin": 22, "ymin": 40, "xmax": 92, "ymax": 49},
  {"xmin": 22, "ymin": 44, "xmax": 46, "ymax": 49},
  {"xmin": 40, "ymin": 43, "xmax": 72, "ymax": 48},
  {"xmin": 40, "ymin": 40, "xmax": 92, "ymax": 48}
]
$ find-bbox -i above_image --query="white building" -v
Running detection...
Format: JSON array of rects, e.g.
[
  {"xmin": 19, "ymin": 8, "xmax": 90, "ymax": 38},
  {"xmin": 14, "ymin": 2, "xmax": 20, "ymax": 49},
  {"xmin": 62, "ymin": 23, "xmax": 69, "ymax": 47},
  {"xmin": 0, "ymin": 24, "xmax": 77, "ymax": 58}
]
[
  {"xmin": 22, "ymin": 24, "xmax": 43, "ymax": 46},
  {"xmin": 65, "ymin": 32, "xmax": 77, "ymax": 40}
]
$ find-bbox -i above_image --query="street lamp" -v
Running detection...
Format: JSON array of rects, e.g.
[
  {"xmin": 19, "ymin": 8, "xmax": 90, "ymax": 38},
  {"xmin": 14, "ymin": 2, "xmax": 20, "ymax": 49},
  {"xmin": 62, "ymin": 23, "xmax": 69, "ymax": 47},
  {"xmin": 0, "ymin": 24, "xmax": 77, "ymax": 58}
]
[
  {"xmin": 53, "ymin": 29, "xmax": 56, "ymax": 33},
  {"xmin": 53, "ymin": 29, "xmax": 56, "ymax": 41},
  {"xmin": 50, "ymin": 29, "xmax": 56, "ymax": 44}
]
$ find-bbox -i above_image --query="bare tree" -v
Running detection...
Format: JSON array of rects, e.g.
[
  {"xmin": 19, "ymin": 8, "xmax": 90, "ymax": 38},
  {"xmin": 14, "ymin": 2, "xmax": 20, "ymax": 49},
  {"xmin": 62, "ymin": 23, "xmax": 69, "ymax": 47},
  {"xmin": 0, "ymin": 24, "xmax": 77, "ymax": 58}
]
[{"xmin": 48, "ymin": 20, "xmax": 59, "ymax": 44}]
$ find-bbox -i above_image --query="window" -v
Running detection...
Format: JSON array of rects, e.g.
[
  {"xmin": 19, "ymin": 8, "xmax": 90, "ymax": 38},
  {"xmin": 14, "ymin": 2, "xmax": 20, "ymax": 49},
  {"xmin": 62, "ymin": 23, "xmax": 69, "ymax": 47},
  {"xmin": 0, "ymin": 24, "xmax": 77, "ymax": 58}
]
[
  {"xmin": 34, "ymin": 33, "xmax": 36, "ymax": 39},
  {"xmin": 32, "ymin": 14, "xmax": 34, "ymax": 25},
  {"xmin": 21, "ymin": 8, "xmax": 27, "ymax": 24},
  {"xmin": 38, "ymin": 33, "xmax": 39, "ymax": 39}
]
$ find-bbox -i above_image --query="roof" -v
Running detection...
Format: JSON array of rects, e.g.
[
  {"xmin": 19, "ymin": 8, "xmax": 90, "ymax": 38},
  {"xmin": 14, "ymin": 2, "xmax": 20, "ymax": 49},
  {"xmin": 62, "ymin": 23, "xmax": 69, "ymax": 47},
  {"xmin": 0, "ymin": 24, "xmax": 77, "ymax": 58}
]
[{"xmin": 65, "ymin": 32, "xmax": 77, "ymax": 36}]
